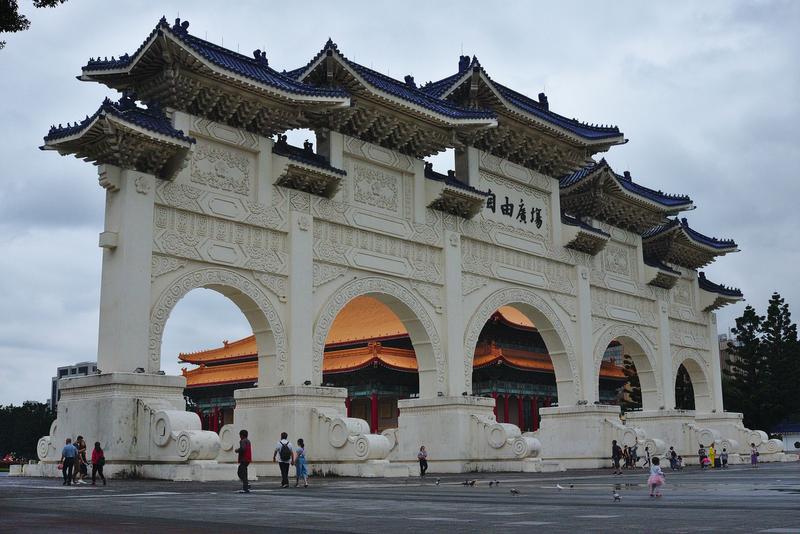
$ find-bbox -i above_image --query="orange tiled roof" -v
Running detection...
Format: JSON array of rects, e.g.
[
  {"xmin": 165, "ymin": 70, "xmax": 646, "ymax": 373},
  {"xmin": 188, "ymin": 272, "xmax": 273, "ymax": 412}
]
[
  {"xmin": 474, "ymin": 343, "xmax": 626, "ymax": 379},
  {"xmin": 180, "ymin": 295, "xmax": 406, "ymax": 364},
  {"xmin": 182, "ymin": 361, "xmax": 258, "ymax": 387}
]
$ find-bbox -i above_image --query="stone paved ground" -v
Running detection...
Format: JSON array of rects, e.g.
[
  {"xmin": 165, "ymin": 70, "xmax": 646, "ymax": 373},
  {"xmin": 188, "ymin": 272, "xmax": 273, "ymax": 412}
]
[{"xmin": 1, "ymin": 462, "xmax": 798, "ymax": 533}]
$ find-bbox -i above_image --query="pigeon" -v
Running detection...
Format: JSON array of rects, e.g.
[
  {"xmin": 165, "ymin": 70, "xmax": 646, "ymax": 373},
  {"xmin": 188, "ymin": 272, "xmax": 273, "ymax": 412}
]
[
  {"xmin": 468, "ymin": 480, "xmax": 477, "ymax": 487},
  {"xmin": 489, "ymin": 481, "xmax": 494, "ymax": 487},
  {"xmin": 510, "ymin": 488, "xmax": 520, "ymax": 496},
  {"xmin": 556, "ymin": 484, "xmax": 565, "ymax": 490},
  {"xmin": 435, "ymin": 478, "xmax": 440, "ymax": 486},
  {"xmin": 613, "ymin": 490, "xmax": 621, "ymax": 502},
  {"xmin": 495, "ymin": 480, "xmax": 500, "ymax": 487},
  {"xmin": 569, "ymin": 484, "xmax": 574, "ymax": 489},
  {"xmin": 462, "ymin": 480, "xmax": 470, "ymax": 486}
]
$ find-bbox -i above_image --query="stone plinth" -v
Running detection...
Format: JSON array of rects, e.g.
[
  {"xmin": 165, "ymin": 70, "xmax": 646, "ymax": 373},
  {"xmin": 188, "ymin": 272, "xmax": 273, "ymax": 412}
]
[
  {"xmin": 624, "ymin": 409, "xmax": 698, "ymax": 459},
  {"xmin": 222, "ymin": 385, "xmax": 394, "ymax": 476},
  {"xmin": 33, "ymin": 373, "xmax": 224, "ymax": 480}
]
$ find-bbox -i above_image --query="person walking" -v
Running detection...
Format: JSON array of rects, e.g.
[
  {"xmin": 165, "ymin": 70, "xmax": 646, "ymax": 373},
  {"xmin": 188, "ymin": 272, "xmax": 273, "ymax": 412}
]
[
  {"xmin": 295, "ymin": 438, "xmax": 308, "ymax": 488},
  {"xmin": 90, "ymin": 442, "xmax": 106, "ymax": 486},
  {"xmin": 647, "ymin": 457, "xmax": 665, "ymax": 497},
  {"xmin": 698, "ymin": 444, "xmax": 708, "ymax": 469},
  {"xmin": 74, "ymin": 436, "xmax": 89, "ymax": 484},
  {"xmin": 750, "ymin": 443, "xmax": 759, "ymax": 468},
  {"xmin": 631, "ymin": 444, "xmax": 639, "ymax": 468},
  {"xmin": 611, "ymin": 440, "xmax": 623, "ymax": 475},
  {"xmin": 668, "ymin": 446, "xmax": 678, "ymax": 470},
  {"xmin": 235, "ymin": 429, "xmax": 252, "ymax": 493},
  {"xmin": 622, "ymin": 445, "xmax": 630, "ymax": 469},
  {"xmin": 417, "ymin": 446, "xmax": 428, "ymax": 478},
  {"xmin": 60, "ymin": 438, "xmax": 78, "ymax": 486},
  {"xmin": 642, "ymin": 446, "xmax": 651, "ymax": 468},
  {"xmin": 720, "ymin": 448, "xmax": 729, "ymax": 469},
  {"xmin": 273, "ymin": 432, "xmax": 294, "ymax": 488}
]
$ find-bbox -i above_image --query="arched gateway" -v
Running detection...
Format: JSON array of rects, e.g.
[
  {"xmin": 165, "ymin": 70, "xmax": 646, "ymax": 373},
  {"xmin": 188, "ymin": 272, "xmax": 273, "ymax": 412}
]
[{"xmin": 32, "ymin": 17, "xmax": 754, "ymax": 478}]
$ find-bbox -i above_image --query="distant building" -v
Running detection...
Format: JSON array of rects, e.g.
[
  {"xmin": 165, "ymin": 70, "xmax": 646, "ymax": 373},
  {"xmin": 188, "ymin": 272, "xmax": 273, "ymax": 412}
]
[
  {"xmin": 718, "ymin": 333, "xmax": 738, "ymax": 375},
  {"xmin": 50, "ymin": 362, "xmax": 97, "ymax": 412},
  {"xmin": 773, "ymin": 422, "xmax": 800, "ymax": 453}
]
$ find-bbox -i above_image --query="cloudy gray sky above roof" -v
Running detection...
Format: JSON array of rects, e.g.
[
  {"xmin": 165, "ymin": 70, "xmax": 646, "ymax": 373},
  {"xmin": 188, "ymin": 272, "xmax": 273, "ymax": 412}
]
[{"xmin": 0, "ymin": 0, "xmax": 797, "ymax": 405}]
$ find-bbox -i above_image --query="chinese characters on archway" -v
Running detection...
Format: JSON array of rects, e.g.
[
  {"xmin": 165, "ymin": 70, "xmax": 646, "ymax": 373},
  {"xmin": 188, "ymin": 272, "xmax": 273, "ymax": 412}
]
[{"xmin": 486, "ymin": 189, "xmax": 543, "ymax": 228}]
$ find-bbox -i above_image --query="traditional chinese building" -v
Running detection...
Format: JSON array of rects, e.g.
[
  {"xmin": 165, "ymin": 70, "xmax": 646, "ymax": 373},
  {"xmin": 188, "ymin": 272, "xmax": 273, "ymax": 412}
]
[
  {"xmin": 181, "ymin": 298, "xmax": 627, "ymax": 433},
  {"xmin": 32, "ymin": 16, "xmax": 786, "ymax": 482}
]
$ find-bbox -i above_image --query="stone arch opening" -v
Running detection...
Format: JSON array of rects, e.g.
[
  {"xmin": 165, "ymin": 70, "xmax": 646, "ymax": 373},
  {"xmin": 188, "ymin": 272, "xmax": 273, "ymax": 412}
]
[
  {"xmin": 674, "ymin": 355, "xmax": 712, "ymax": 412},
  {"xmin": 149, "ymin": 268, "xmax": 286, "ymax": 387},
  {"xmin": 593, "ymin": 326, "xmax": 660, "ymax": 412},
  {"xmin": 313, "ymin": 277, "xmax": 444, "ymax": 400},
  {"xmin": 464, "ymin": 288, "xmax": 579, "ymax": 407}
]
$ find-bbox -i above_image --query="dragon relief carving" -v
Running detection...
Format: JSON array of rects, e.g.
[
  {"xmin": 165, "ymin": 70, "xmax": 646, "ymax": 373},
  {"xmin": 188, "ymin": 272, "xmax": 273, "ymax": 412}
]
[
  {"xmin": 604, "ymin": 245, "xmax": 630, "ymax": 276},
  {"xmin": 353, "ymin": 164, "xmax": 399, "ymax": 211},
  {"xmin": 190, "ymin": 142, "xmax": 252, "ymax": 196}
]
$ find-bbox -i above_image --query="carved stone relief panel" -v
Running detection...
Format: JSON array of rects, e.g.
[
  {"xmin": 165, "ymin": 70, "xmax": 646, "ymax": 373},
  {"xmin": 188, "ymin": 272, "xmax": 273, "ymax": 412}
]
[
  {"xmin": 460, "ymin": 237, "xmax": 576, "ymax": 295},
  {"xmin": 153, "ymin": 205, "xmax": 288, "ymax": 275},
  {"xmin": 603, "ymin": 244, "xmax": 631, "ymax": 277},
  {"xmin": 669, "ymin": 319, "xmax": 711, "ymax": 350},
  {"xmin": 189, "ymin": 138, "xmax": 255, "ymax": 197},
  {"xmin": 478, "ymin": 152, "xmax": 553, "ymax": 193},
  {"xmin": 191, "ymin": 117, "xmax": 259, "ymax": 150},
  {"xmin": 351, "ymin": 161, "xmax": 402, "ymax": 214},
  {"xmin": 343, "ymin": 135, "xmax": 416, "ymax": 173},
  {"xmin": 591, "ymin": 287, "xmax": 658, "ymax": 327},
  {"xmin": 312, "ymin": 220, "xmax": 443, "ymax": 284}
]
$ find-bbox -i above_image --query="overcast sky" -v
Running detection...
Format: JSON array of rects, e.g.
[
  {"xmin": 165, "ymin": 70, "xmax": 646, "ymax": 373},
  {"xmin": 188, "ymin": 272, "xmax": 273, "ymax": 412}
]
[{"xmin": 0, "ymin": 0, "xmax": 797, "ymax": 405}]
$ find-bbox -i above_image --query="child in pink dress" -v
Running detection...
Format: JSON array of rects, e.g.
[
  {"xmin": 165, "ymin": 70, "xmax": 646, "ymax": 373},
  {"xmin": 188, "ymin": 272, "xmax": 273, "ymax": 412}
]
[{"xmin": 647, "ymin": 457, "xmax": 665, "ymax": 497}]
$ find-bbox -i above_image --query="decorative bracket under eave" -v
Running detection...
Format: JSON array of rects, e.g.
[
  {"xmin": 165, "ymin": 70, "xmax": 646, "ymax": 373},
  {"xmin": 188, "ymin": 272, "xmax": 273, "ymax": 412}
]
[{"xmin": 561, "ymin": 215, "xmax": 609, "ymax": 255}]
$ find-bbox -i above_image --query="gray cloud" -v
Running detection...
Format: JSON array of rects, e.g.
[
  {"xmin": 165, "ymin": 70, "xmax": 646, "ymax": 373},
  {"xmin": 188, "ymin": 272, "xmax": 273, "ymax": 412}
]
[{"xmin": 0, "ymin": 0, "xmax": 797, "ymax": 404}]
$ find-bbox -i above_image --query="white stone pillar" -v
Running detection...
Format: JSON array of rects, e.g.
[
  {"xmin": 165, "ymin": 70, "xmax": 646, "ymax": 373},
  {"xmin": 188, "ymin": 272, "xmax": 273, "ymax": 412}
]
[
  {"xmin": 658, "ymin": 299, "xmax": 675, "ymax": 410},
  {"xmin": 454, "ymin": 146, "xmax": 480, "ymax": 187},
  {"xmin": 96, "ymin": 166, "xmax": 156, "ymax": 373},
  {"xmin": 412, "ymin": 158, "xmax": 426, "ymax": 224},
  {"xmin": 287, "ymin": 210, "xmax": 314, "ymax": 384},
  {"xmin": 316, "ymin": 129, "xmax": 344, "ymax": 169},
  {"xmin": 443, "ymin": 230, "xmax": 465, "ymax": 396},
  {"xmin": 707, "ymin": 313, "xmax": 724, "ymax": 412},
  {"xmin": 256, "ymin": 135, "xmax": 274, "ymax": 206},
  {"xmin": 575, "ymin": 265, "xmax": 596, "ymax": 404}
]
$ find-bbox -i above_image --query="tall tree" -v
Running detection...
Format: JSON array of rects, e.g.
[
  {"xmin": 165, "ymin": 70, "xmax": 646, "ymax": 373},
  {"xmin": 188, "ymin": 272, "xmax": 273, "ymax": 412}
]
[
  {"xmin": 0, "ymin": 402, "xmax": 55, "ymax": 460},
  {"xmin": 723, "ymin": 305, "xmax": 765, "ymax": 430},
  {"xmin": 618, "ymin": 353, "xmax": 642, "ymax": 413},
  {"xmin": 761, "ymin": 292, "xmax": 800, "ymax": 427},
  {"xmin": 0, "ymin": 0, "xmax": 68, "ymax": 50}
]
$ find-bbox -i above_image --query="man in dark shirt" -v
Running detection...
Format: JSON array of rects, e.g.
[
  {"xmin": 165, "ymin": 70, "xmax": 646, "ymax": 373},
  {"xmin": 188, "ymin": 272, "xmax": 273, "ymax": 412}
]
[
  {"xmin": 611, "ymin": 439, "xmax": 623, "ymax": 475},
  {"xmin": 235, "ymin": 429, "xmax": 252, "ymax": 493}
]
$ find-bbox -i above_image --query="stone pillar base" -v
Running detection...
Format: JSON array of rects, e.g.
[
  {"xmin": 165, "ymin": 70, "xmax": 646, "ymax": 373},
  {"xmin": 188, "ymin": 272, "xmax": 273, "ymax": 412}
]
[
  {"xmin": 33, "ymin": 373, "xmax": 222, "ymax": 480},
  {"xmin": 624, "ymin": 409, "xmax": 698, "ymax": 459},
  {"xmin": 392, "ymin": 396, "xmax": 541, "ymax": 473},
  {"xmin": 534, "ymin": 404, "xmax": 630, "ymax": 469},
  {"xmin": 223, "ymin": 385, "xmax": 392, "ymax": 466}
]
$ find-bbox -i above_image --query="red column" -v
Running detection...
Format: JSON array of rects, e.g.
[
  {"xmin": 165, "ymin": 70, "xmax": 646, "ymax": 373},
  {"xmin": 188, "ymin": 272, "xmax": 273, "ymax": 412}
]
[
  {"xmin": 532, "ymin": 396, "xmax": 539, "ymax": 431},
  {"xmin": 213, "ymin": 407, "xmax": 220, "ymax": 433},
  {"xmin": 370, "ymin": 393, "xmax": 379, "ymax": 433},
  {"xmin": 518, "ymin": 396, "xmax": 525, "ymax": 429},
  {"xmin": 491, "ymin": 392, "xmax": 498, "ymax": 417},
  {"xmin": 345, "ymin": 396, "xmax": 351, "ymax": 417},
  {"xmin": 503, "ymin": 394, "xmax": 510, "ymax": 424}
]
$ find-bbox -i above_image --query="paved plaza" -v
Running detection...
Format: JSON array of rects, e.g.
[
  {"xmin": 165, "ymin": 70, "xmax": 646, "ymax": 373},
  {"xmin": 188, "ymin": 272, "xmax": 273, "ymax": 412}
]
[{"xmin": 1, "ymin": 463, "xmax": 798, "ymax": 533}]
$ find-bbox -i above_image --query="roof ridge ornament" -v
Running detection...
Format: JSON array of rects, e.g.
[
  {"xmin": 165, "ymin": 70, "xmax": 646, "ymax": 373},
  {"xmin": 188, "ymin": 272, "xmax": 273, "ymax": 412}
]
[
  {"xmin": 252, "ymin": 49, "xmax": 269, "ymax": 65},
  {"xmin": 172, "ymin": 18, "xmax": 190, "ymax": 34}
]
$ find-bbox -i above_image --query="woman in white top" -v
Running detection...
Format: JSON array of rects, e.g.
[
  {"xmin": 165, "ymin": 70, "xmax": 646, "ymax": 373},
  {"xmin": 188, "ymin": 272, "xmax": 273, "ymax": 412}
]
[{"xmin": 647, "ymin": 456, "xmax": 665, "ymax": 497}]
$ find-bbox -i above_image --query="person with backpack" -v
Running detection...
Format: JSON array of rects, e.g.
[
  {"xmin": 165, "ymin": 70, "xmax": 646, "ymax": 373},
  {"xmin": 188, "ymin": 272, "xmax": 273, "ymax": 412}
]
[
  {"xmin": 235, "ymin": 429, "xmax": 252, "ymax": 493},
  {"xmin": 273, "ymin": 432, "xmax": 294, "ymax": 488},
  {"xmin": 668, "ymin": 446, "xmax": 678, "ymax": 470},
  {"xmin": 90, "ymin": 442, "xmax": 106, "ymax": 486},
  {"xmin": 74, "ymin": 436, "xmax": 89, "ymax": 484}
]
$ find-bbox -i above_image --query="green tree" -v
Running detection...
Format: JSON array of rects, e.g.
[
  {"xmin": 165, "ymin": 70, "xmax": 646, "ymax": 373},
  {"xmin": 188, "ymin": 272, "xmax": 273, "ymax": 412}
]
[
  {"xmin": 0, "ymin": 0, "xmax": 68, "ymax": 50},
  {"xmin": 617, "ymin": 353, "xmax": 641, "ymax": 413},
  {"xmin": 761, "ymin": 292, "xmax": 800, "ymax": 428},
  {"xmin": 0, "ymin": 402, "xmax": 55, "ymax": 460},
  {"xmin": 724, "ymin": 304, "xmax": 771, "ymax": 429},
  {"xmin": 675, "ymin": 364, "xmax": 695, "ymax": 410}
]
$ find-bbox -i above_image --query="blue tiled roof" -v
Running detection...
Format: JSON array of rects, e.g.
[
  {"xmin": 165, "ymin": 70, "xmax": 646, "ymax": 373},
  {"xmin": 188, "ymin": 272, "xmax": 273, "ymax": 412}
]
[
  {"xmin": 422, "ymin": 56, "xmax": 623, "ymax": 141},
  {"xmin": 560, "ymin": 160, "xmax": 693, "ymax": 208},
  {"xmin": 82, "ymin": 18, "xmax": 347, "ymax": 99},
  {"xmin": 698, "ymin": 272, "xmax": 743, "ymax": 298},
  {"xmin": 423, "ymin": 163, "xmax": 488, "ymax": 196},
  {"xmin": 643, "ymin": 257, "xmax": 681, "ymax": 275},
  {"xmin": 290, "ymin": 41, "xmax": 495, "ymax": 121},
  {"xmin": 44, "ymin": 95, "xmax": 194, "ymax": 144},
  {"xmin": 561, "ymin": 213, "xmax": 611, "ymax": 237},
  {"xmin": 272, "ymin": 136, "xmax": 346, "ymax": 175},
  {"xmin": 643, "ymin": 218, "xmax": 738, "ymax": 250},
  {"xmin": 772, "ymin": 421, "xmax": 800, "ymax": 433}
]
